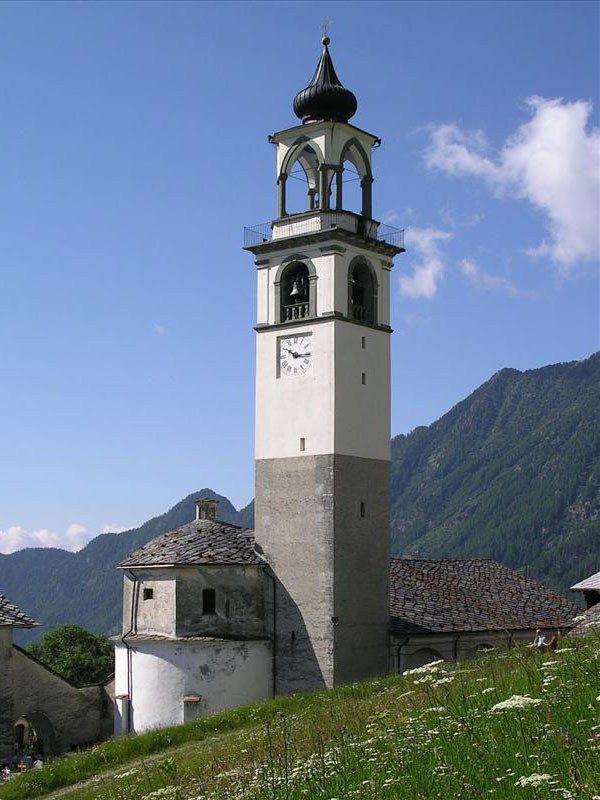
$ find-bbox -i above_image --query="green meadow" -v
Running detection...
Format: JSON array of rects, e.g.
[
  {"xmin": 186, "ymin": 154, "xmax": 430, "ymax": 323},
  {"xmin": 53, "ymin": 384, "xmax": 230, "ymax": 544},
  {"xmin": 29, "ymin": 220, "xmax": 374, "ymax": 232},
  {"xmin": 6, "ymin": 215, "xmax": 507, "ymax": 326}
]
[{"xmin": 2, "ymin": 632, "xmax": 598, "ymax": 800}]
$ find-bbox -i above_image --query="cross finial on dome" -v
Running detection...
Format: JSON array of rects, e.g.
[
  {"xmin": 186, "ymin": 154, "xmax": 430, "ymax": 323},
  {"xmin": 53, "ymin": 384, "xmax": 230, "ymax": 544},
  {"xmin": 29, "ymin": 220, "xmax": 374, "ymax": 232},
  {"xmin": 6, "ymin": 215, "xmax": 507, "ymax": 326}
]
[{"xmin": 293, "ymin": 33, "xmax": 357, "ymax": 124}]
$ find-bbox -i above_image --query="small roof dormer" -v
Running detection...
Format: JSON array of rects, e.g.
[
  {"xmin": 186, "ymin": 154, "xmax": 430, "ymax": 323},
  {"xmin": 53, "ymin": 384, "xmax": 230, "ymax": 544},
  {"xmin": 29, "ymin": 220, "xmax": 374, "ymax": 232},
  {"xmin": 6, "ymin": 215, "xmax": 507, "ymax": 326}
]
[{"xmin": 293, "ymin": 36, "xmax": 357, "ymax": 125}]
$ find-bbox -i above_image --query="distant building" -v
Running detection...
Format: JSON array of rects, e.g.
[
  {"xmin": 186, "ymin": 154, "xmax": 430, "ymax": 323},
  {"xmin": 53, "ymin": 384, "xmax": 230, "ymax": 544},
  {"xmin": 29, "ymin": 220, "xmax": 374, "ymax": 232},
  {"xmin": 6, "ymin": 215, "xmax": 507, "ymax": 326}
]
[
  {"xmin": 0, "ymin": 594, "xmax": 113, "ymax": 764},
  {"xmin": 570, "ymin": 570, "xmax": 600, "ymax": 635},
  {"xmin": 389, "ymin": 559, "xmax": 579, "ymax": 671}
]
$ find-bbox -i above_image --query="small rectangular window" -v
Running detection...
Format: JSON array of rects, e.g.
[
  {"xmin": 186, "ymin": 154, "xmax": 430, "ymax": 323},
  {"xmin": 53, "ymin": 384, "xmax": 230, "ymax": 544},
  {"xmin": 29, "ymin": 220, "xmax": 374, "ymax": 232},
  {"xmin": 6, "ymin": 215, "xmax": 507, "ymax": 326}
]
[
  {"xmin": 143, "ymin": 588, "xmax": 153, "ymax": 601},
  {"xmin": 361, "ymin": 372, "xmax": 366, "ymax": 385},
  {"xmin": 361, "ymin": 336, "xmax": 366, "ymax": 349},
  {"xmin": 300, "ymin": 437, "xmax": 305, "ymax": 452},
  {"xmin": 202, "ymin": 588, "xmax": 216, "ymax": 615},
  {"xmin": 360, "ymin": 502, "xmax": 366, "ymax": 518},
  {"xmin": 183, "ymin": 695, "xmax": 202, "ymax": 722}
]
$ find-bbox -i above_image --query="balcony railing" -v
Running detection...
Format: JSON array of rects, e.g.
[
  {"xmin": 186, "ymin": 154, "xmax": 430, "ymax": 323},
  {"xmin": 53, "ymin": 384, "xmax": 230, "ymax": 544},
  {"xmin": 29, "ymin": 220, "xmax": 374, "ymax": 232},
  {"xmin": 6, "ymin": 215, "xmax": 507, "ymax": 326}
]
[
  {"xmin": 283, "ymin": 301, "xmax": 310, "ymax": 321},
  {"xmin": 351, "ymin": 304, "xmax": 372, "ymax": 324},
  {"xmin": 244, "ymin": 211, "xmax": 404, "ymax": 250}
]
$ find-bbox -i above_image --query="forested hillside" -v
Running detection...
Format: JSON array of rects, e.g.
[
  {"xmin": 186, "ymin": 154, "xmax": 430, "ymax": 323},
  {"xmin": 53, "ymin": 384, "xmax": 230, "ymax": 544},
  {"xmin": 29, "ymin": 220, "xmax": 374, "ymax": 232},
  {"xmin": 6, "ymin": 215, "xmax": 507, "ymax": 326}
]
[
  {"xmin": 2, "ymin": 354, "xmax": 598, "ymax": 642},
  {"xmin": 390, "ymin": 353, "xmax": 600, "ymax": 599}
]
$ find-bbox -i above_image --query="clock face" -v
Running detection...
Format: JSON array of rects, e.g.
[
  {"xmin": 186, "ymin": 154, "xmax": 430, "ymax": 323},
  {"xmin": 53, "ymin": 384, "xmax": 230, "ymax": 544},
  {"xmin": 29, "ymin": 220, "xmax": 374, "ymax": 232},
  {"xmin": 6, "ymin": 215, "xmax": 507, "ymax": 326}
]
[{"xmin": 279, "ymin": 334, "xmax": 312, "ymax": 377}]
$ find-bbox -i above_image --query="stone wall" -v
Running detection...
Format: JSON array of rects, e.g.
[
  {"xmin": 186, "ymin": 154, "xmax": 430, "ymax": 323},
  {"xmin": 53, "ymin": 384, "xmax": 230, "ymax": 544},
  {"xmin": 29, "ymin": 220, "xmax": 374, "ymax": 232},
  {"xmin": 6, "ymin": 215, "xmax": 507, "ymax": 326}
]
[
  {"xmin": 255, "ymin": 453, "xmax": 390, "ymax": 695},
  {"xmin": 11, "ymin": 646, "xmax": 107, "ymax": 754},
  {"xmin": 175, "ymin": 566, "xmax": 267, "ymax": 639},
  {"xmin": 390, "ymin": 629, "xmax": 559, "ymax": 672},
  {"xmin": 0, "ymin": 628, "xmax": 14, "ymax": 765}
]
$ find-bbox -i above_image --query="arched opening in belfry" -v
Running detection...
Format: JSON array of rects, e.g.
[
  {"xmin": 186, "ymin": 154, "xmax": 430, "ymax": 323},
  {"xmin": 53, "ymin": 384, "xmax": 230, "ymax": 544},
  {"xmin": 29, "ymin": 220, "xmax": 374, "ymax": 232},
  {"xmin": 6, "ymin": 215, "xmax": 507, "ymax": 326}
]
[
  {"xmin": 338, "ymin": 139, "xmax": 372, "ymax": 218},
  {"xmin": 340, "ymin": 159, "xmax": 363, "ymax": 215},
  {"xmin": 348, "ymin": 260, "xmax": 377, "ymax": 325},
  {"xmin": 280, "ymin": 143, "xmax": 320, "ymax": 216},
  {"xmin": 14, "ymin": 713, "xmax": 55, "ymax": 759},
  {"xmin": 281, "ymin": 262, "xmax": 311, "ymax": 322}
]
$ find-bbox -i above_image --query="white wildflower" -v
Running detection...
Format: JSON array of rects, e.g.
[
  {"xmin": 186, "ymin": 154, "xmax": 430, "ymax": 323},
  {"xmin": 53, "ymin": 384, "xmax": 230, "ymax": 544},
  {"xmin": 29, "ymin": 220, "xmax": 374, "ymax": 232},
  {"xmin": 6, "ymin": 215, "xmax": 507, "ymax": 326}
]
[
  {"xmin": 142, "ymin": 788, "xmax": 179, "ymax": 800},
  {"xmin": 481, "ymin": 687, "xmax": 495, "ymax": 694},
  {"xmin": 490, "ymin": 695, "xmax": 543, "ymax": 712},
  {"xmin": 403, "ymin": 659, "xmax": 445, "ymax": 675},
  {"xmin": 515, "ymin": 773, "xmax": 554, "ymax": 787},
  {"xmin": 115, "ymin": 768, "xmax": 138, "ymax": 779},
  {"xmin": 432, "ymin": 676, "xmax": 454, "ymax": 687}
]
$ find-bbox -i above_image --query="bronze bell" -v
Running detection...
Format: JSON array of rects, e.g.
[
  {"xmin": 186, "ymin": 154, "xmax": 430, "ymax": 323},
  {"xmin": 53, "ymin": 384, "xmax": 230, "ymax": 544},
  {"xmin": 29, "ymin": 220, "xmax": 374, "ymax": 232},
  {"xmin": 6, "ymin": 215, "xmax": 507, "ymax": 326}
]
[{"xmin": 290, "ymin": 280, "xmax": 301, "ymax": 298}]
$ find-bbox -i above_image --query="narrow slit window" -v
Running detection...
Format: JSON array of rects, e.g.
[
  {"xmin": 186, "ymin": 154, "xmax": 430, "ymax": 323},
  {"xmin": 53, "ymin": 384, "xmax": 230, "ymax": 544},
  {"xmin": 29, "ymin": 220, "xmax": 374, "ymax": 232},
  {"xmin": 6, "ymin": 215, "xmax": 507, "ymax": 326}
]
[
  {"xmin": 202, "ymin": 588, "xmax": 216, "ymax": 615},
  {"xmin": 361, "ymin": 372, "xmax": 366, "ymax": 385},
  {"xmin": 360, "ymin": 502, "xmax": 366, "ymax": 518},
  {"xmin": 300, "ymin": 437, "xmax": 306, "ymax": 452},
  {"xmin": 361, "ymin": 336, "xmax": 366, "ymax": 349},
  {"xmin": 143, "ymin": 588, "xmax": 154, "ymax": 601}
]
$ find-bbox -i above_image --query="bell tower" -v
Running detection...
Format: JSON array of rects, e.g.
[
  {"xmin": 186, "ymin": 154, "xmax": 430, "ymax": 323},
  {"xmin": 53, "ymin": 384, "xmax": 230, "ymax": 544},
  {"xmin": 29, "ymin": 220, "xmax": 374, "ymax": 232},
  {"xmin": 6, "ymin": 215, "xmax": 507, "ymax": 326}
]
[{"xmin": 244, "ymin": 36, "xmax": 404, "ymax": 694}]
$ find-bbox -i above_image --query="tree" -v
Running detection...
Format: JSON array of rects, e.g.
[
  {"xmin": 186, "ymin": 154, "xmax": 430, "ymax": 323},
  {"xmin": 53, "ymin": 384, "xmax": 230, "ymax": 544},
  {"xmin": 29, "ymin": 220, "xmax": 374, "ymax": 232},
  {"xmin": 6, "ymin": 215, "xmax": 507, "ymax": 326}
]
[{"xmin": 27, "ymin": 624, "xmax": 114, "ymax": 686}]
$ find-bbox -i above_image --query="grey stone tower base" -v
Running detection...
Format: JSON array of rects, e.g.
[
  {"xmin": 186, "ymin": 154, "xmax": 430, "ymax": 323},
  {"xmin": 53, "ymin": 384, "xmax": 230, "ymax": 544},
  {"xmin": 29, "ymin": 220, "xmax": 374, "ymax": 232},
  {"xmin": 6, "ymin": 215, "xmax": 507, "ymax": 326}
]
[{"xmin": 255, "ymin": 454, "xmax": 389, "ymax": 695}]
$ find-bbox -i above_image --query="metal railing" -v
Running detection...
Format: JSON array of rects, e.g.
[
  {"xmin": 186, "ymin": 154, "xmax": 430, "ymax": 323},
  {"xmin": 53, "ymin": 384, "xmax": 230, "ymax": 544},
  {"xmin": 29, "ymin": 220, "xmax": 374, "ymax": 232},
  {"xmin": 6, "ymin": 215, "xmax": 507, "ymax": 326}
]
[
  {"xmin": 283, "ymin": 302, "xmax": 310, "ymax": 321},
  {"xmin": 244, "ymin": 212, "xmax": 404, "ymax": 250}
]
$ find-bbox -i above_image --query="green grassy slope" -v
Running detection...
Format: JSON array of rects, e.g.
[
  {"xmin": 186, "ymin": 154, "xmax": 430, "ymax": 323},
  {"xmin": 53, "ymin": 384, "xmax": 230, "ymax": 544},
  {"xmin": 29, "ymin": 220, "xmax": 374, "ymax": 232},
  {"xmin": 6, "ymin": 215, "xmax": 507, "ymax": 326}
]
[{"xmin": 2, "ymin": 632, "xmax": 598, "ymax": 800}]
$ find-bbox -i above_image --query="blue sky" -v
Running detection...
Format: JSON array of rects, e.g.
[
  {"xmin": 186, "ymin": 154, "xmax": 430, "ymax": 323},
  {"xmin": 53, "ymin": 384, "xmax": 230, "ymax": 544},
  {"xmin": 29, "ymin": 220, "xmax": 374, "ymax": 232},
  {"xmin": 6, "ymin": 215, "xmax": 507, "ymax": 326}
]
[{"xmin": 1, "ymin": 0, "xmax": 598, "ymax": 552}]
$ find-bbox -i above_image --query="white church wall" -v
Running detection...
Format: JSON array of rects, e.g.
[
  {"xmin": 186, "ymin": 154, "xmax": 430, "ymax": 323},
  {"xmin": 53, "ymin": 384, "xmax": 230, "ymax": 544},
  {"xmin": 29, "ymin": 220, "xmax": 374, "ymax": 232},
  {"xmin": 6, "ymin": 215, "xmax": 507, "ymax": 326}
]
[
  {"xmin": 122, "ymin": 570, "xmax": 177, "ymax": 637},
  {"xmin": 334, "ymin": 322, "xmax": 390, "ymax": 461},
  {"xmin": 255, "ymin": 320, "xmax": 335, "ymax": 459},
  {"xmin": 114, "ymin": 639, "xmax": 272, "ymax": 734}
]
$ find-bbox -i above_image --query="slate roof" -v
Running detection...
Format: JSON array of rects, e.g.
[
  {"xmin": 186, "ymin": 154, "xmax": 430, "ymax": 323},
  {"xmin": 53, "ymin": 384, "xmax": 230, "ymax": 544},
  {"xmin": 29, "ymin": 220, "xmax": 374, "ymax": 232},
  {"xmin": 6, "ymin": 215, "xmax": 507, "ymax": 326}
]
[
  {"xmin": 0, "ymin": 593, "xmax": 37, "ymax": 627},
  {"xmin": 571, "ymin": 570, "xmax": 600, "ymax": 592},
  {"xmin": 390, "ymin": 559, "xmax": 580, "ymax": 635},
  {"xmin": 118, "ymin": 519, "xmax": 265, "ymax": 568}
]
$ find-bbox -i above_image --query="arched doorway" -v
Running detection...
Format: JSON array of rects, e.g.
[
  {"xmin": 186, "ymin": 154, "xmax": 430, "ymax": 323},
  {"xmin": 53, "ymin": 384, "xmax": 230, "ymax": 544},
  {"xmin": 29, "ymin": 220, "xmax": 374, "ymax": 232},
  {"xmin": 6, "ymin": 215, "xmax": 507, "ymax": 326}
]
[
  {"xmin": 14, "ymin": 713, "xmax": 55, "ymax": 759},
  {"xmin": 403, "ymin": 647, "xmax": 444, "ymax": 671}
]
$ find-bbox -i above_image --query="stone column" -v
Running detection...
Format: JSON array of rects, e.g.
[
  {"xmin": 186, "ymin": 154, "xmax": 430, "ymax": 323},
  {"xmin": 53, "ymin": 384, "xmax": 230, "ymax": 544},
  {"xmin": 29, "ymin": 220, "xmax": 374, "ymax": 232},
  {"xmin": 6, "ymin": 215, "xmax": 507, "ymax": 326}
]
[
  {"xmin": 318, "ymin": 165, "xmax": 330, "ymax": 210},
  {"xmin": 277, "ymin": 175, "xmax": 287, "ymax": 218},
  {"xmin": 335, "ymin": 166, "xmax": 343, "ymax": 210},
  {"xmin": 361, "ymin": 176, "xmax": 373, "ymax": 219}
]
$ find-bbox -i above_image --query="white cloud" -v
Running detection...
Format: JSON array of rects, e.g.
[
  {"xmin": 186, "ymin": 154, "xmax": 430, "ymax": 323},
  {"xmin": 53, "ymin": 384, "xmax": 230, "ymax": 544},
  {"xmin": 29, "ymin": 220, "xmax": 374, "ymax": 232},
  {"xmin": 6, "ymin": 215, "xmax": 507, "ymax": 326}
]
[
  {"xmin": 101, "ymin": 524, "xmax": 130, "ymax": 535},
  {"xmin": 399, "ymin": 227, "xmax": 453, "ymax": 298},
  {"xmin": 400, "ymin": 312, "xmax": 430, "ymax": 328},
  {"xmin": 0, "ymin": 522, "xmax": 91, "ymax": 555},
  {"xmin": 424, "ymin": 97, "xmax": 600, "ymax": 273},
  {"xmin": 459, "ymin": 258, "xmax": 532, "ymax": 298},
  {"xmin": 153, "ymin": 323, "xmax": 165, "ymax": 335}
]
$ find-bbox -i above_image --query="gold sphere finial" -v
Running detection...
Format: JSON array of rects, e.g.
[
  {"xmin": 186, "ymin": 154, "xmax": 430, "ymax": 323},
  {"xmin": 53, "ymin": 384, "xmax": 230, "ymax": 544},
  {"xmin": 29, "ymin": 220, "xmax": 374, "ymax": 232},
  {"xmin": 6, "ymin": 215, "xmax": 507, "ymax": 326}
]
[{"xmin": 321, "ymin": 35, "xmax": 330, "ymax": 46}]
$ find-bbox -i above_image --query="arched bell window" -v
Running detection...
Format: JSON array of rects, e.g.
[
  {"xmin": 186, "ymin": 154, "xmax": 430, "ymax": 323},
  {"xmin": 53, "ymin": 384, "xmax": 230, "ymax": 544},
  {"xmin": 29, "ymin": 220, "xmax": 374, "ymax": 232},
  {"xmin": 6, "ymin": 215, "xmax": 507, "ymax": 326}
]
[
  {"xmin": 274, "ymin": 258, "xmax": 317, "ymax": 323},
  {"xmin": 281, "ymin": 263, "xmax": 310, "ymax": 321},
  {"xmin": 348, "ymin": 259, "xmax": 377, "ymax": 325}
]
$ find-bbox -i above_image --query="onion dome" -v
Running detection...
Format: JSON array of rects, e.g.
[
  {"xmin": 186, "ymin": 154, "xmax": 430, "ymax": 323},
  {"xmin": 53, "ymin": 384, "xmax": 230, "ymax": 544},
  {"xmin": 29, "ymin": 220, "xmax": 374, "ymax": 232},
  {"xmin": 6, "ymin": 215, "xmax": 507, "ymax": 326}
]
[{"xmin": 293, "ymin": 36, "xmax": 358, "ymax": 124}]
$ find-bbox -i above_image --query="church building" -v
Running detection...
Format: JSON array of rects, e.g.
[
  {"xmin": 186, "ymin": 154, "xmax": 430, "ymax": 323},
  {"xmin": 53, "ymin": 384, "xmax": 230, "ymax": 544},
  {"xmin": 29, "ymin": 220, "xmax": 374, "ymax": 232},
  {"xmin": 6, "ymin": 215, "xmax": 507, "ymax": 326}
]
[{"xmin": 113, "ymin": 37, "xmax": 578, "ymax": 734}]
